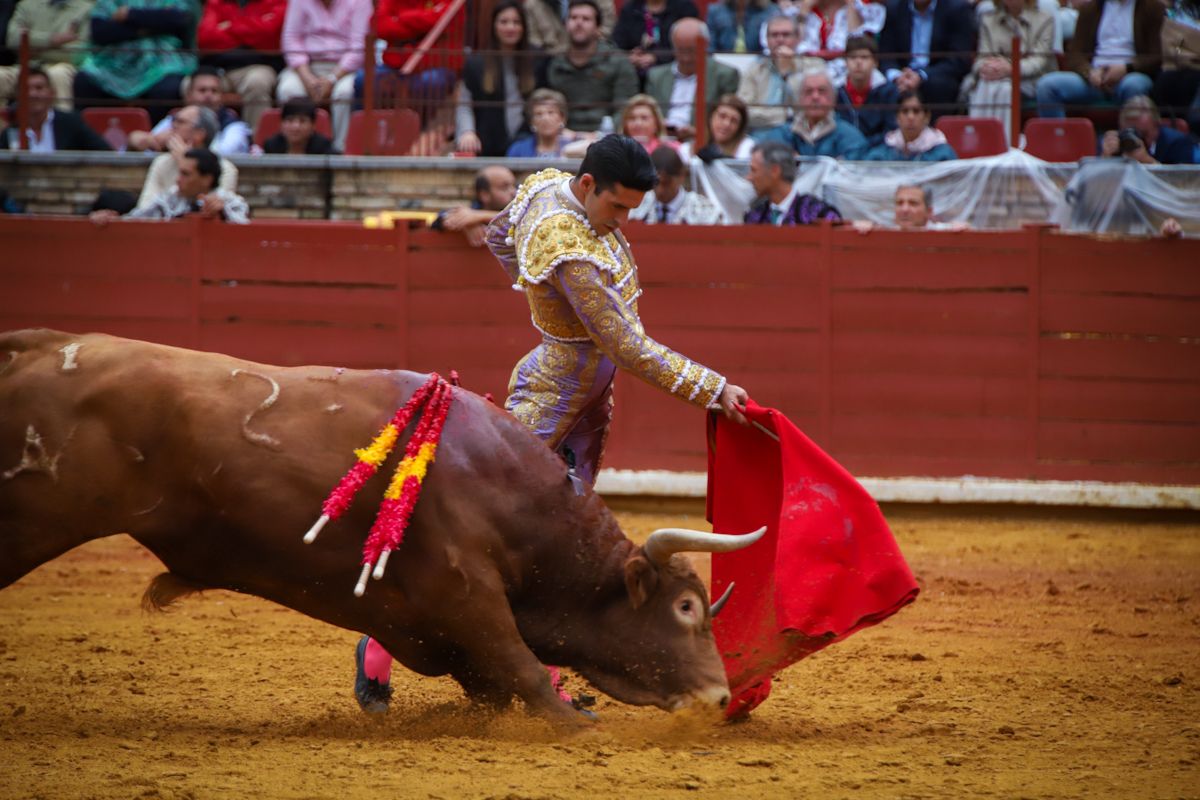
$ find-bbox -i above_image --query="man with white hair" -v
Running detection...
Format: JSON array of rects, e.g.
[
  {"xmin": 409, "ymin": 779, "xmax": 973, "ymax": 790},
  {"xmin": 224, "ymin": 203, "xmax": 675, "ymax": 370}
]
[
  {"xmin": 737, "ymin": 14, "xmax": 825, "ymax": 132},
  {"xmin": 645, "ymin": 17, "xmax": 740, "ymax": 141},
  {"xmin": 752, "ymin": 69, "xmax": 868, "ymax": 158}
]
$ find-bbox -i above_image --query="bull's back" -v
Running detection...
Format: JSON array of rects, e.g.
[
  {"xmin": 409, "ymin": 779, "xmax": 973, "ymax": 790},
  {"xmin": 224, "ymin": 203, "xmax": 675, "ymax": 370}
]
[{"xmin": 0, "ymin": 329, "xmax": 427, "ymax": 588}]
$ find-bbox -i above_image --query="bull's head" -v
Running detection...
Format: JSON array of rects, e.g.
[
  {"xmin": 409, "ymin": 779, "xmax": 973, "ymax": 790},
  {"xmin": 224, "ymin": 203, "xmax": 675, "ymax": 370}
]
[{"xmin": 572, "ymin": 526, "xmax": 765, "ymax": 713}]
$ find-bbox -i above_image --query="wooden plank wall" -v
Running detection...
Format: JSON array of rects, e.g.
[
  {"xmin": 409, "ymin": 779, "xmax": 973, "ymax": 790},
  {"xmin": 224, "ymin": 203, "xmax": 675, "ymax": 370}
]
[{"xmin": 1, "ymin": 217, "xmax": 1197, "ymax": 485}]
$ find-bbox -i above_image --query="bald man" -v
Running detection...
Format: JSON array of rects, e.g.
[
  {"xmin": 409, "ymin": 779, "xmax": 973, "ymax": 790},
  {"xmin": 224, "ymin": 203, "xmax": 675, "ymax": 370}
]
[
  {"xmin": 645, "ymin": 18, "xmax": 740, "ymax": 142},
  {"xmin": 432, "ymin": 165, "xmax": 517, "ymax": 247}
]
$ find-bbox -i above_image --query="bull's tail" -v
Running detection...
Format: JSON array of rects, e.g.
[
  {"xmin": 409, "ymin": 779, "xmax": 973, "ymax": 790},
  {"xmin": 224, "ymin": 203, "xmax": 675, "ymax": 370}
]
[{"xmin": 142, "ymin": 572, "xmax": 209, "ymax": 612}]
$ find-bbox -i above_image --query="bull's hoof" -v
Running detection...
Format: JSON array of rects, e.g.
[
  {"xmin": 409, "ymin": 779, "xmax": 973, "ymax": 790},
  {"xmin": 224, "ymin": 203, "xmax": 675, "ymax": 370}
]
[{"xmin": 353, "ymin": 636, "xmax": 392, "ymax": 714}]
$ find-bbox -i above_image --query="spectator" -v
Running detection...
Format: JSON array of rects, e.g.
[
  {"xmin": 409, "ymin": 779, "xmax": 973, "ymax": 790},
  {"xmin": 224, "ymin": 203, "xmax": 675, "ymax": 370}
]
[
  {"xmin": 1154, "ymin": 0, "xmax": 1200, "ymax": 137},
  {"xmin": 196, "ymin": 0, "xmax": 286, "ymax": 131},
  {"xmin": 91, "ymin": 147, "xmax": 250, "ymax": 224},
  {"xmin": 737, "ymin": 14, "xmax": 825, "ymax": 132},
  {"xmin": 681, "ymin": 93, "xmax": 756, "ymax": 158},
  {"xmin": 277, "ymin": 0, "xmax": 371, "ymax": 151},
  {"xmin": 1, "ymin": 64, "xmax": 110, "ymax": 150},
  {"xmin": 618, "ymin": 92, "xmax": 675, "ymax": 152},
  {"xmin": 129, "ymin": 66, "xmax": 253, "ymax": 156},
  {"xmin": 0, "ymin": 187, "xmax": 25, "ymax": 214},
  {"xmin": 753, "ymin": 69, "xmax": 869, "ymax": 157},
  {"xmin": 706, "ymin": 0, "xmax": 778, "ymax": 53},
  {"xmin": 836, "ymin": 35, "xmax": 899, "ymax": 146},
  {"xmin": 796, "ymin": 0, "xmax": 887, "ymax": 86},
  {"xmin": 852, "ymin": 184, "xmax": 970, "ymax": 231},
  {"xmin": 73, "ymin": 0, "xmax": 199, "ymax": 124},
  {"xmin": 1036, "ymin": 0, "xmax": 1164, "ymax": 117},
  {"xmin": 0, "ymin": 0, "xmax": 16, "ymax": 67},
  {"xmin": 456, "ymin": 0, "xmax": 547, "ymax": 156},
  {"xmin": 431, "ymin": 165, "xmax": 516, "ymax": 247},
  {"xmin": 974, "ymin": 0, "xmax": 1065, "ymax": 54},
  {"xmin": 630, "ymin": 144, "xmax": 724, "ymax": 223},
  {"xmin": 357, "ymin": 0, "xmax": 456, "ymax": 117},
  {"xmin": 137, "ymin": 105, "xmax": 239, "ymax": 209},
  {"xmin": 877, "ymin": 0, "xmax": 977, "ymax": 114},
  {"xmin": 0, "ymin": 0, "xmax": 92, "ymax": 111},
  {"xmin": 524, "ymin": 0, "xmax": 616, "ymax": 50},
  {"xmin": 964, "ymin": 0, "xmax": 1055, "ymax": 141},
  {"xmin": 1100, "ymin": 94, "xmax": 1195, "ymax": 163},
  {"xmin": 506, "ymin": 88, "xmax": 576, "ymax": 156},
  {"xmin": 262, "ymin": 98, "xmax": 340, "ymax": 153},
  {"xmin": 612, "ymin": 0, "xmax": 701, "ymax": 74},
  {"xmin": 744, "ymin": 140, "xmax": 843, "ymax": 224},
  {"xmin": 646, "ymin": 18, "xmax": 740, "ymax": 140},
  {"xmin": 864, "ymin": 87, "xmax": 957, "ymax": 160},
  {"xmin": 546, "ymin": 0, "xmax": 638, "ymax": 132}
]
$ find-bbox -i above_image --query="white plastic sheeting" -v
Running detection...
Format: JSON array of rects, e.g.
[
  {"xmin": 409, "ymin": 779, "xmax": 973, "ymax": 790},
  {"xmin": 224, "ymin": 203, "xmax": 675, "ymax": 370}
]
[{"xmin": 690, "ymin": 151, "xmax": 1200, "ymax": 235}]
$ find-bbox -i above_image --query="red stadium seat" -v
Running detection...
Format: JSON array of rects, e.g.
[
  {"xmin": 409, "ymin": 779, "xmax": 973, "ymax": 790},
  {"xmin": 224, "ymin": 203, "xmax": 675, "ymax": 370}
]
[
  {"xmin": 1023, "ymin": 117, "xmax": 1097, "ymax": 162},
  {"xmin": 935, "ymin": 116, "xmax": 1008, "ymax": 158},
  {"xmin": 81, "ymin": 107, "xmax": 152, "ymax": 138},
  {"xmin": 254, "ymin": 107, "xmax": 333, "ymax": 147},
  {"xmin": 344, "ymin": 109, "xmax": 421, "ymax": 156}
]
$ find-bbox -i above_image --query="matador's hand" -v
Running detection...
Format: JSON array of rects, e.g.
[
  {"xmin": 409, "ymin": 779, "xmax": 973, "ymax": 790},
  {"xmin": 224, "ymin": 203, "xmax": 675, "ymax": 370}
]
[{"xmin": 717, "ymin": 383, "xmax": 750, "ymax": 426}]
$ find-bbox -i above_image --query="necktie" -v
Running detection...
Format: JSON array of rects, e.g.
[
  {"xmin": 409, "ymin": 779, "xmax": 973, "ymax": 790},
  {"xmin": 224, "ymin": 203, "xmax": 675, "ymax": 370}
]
[
  {"xmin": 659, "ymin": 202, "xmax": 670, "ymax": 223},
  {"xmin": 769, "ymin": 207, "xmax": 782, "ymax": 225}
]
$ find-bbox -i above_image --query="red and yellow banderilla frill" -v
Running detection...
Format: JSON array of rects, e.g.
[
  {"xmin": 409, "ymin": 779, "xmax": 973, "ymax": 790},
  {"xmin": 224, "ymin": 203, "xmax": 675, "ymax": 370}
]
[{"xmin": 301, "ymin": 373, "xmax": 454, "ymax": 596}]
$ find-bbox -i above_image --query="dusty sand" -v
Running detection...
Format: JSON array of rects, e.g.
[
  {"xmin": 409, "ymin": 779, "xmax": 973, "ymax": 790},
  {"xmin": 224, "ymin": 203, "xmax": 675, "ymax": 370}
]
[{"xmin": 1, "ymin": 505, "xmax": 1197, "ymax": 800}]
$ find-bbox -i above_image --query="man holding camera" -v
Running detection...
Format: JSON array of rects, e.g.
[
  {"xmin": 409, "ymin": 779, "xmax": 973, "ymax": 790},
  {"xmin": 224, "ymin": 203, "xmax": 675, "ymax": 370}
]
[{"xmin": 1101, "ymin": 95, "xmax": 1196, "ymax": 164}]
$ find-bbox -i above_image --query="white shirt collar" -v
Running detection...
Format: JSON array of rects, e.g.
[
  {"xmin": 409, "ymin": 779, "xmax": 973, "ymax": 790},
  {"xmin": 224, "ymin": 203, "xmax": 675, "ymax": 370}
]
[
  {"xmin": 560, "ymin": 177, "xmax": 586, "ymax": 212},
  {"xmin": 24, "ymin": 110, "xmax": 55, "ymax": 153}
]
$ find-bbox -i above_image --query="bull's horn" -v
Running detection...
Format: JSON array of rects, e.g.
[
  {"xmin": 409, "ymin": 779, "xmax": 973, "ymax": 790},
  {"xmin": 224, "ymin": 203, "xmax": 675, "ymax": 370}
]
[
  {"xmin": 643, "ymin": 525, "xmax": 766, "ymax": 566},
  {"xmin": 710, "ymin": 582, "xmax": 736, "ymax": 616}
]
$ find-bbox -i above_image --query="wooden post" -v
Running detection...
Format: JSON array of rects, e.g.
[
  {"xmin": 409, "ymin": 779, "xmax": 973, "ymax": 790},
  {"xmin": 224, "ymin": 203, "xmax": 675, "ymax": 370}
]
[
  {"xmin": 363, "ymin": 33, "xmax": 377, "ymax": 155},
  {"xmin": 1010, "ymin": 35, "xmax": 1022, "ymax": 147},
  {"xmin": 16, "ymin": 31, "xmax": 30, "ymax": 151},
  {"xmin": 694, "ymin": 43, "xmax": 708, "ymax": 151}
]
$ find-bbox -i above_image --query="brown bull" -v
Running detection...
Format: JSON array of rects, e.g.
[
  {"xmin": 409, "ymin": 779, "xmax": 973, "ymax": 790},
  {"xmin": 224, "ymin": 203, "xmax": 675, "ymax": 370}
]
[{"xmin": 0, "ymin": 329, "xmax": 763, "ymax": 723}]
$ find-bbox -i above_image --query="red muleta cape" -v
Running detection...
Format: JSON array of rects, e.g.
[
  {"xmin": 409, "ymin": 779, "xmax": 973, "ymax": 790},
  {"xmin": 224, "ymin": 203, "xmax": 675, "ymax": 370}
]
[{"xmin": 706, "ymin": 401, "xmax": 920, "ymax": 718}]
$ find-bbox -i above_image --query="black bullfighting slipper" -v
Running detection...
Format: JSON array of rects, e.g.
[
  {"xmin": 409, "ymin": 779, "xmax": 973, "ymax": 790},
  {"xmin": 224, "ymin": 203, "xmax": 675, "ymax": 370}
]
[{"xmin": 354, "ymin": 635, "xmax": 392, "ymax": 714}]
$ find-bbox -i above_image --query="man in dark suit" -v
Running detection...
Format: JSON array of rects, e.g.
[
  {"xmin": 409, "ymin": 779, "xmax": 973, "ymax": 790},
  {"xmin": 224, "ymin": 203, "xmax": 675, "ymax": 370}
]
[
  {"xmin": 876, "ymin": 0, "xmax": 977, "ymax": 116},
  {"xmin": 645, "ymin": 17, "xmax": 739, "ymax": 142},
  {"xmin": 1100, "ymin": 94, "xmax": 1195, "ymax": 164},
  {"xmin": 2, "ymin": 65, "xmax": 110, "ymax": 150}
]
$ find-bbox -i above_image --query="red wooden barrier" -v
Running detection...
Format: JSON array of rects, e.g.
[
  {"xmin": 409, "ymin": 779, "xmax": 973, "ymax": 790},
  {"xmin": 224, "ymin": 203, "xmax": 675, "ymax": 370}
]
[{"xmin": 2, "ymin": 217, "xmax": 1198, "ymax": 485}]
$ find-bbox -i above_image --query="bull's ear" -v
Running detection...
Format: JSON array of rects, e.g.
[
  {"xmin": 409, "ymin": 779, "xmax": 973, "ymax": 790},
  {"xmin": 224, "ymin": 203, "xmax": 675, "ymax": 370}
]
[{"xmin": 623, "ymin": 554, "xmax": 658, "ymax": 610}]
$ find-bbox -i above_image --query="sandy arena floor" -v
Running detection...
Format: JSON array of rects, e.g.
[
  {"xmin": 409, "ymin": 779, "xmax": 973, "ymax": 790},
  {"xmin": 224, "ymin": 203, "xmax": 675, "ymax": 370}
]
[{"xmin": 0, "ymin": 505, "xmax": 1197, "ymax": 800}]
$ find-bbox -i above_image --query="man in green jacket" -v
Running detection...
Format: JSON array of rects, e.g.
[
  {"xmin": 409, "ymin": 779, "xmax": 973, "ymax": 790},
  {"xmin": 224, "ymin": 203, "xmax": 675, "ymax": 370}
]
[
  {"xmin": 645, "ymin": 17, "xmax": 739, "ymax": 142},
  {"xmin": 546, "ymin": 0, "xmax": 639, "ymax": 132}
]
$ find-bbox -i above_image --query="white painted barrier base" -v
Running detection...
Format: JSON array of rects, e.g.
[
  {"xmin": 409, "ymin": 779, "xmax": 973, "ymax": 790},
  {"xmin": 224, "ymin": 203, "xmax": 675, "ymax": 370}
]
[{"xmin": 594, "ymin": 470, "xmax": 1200, "ymax": 510}]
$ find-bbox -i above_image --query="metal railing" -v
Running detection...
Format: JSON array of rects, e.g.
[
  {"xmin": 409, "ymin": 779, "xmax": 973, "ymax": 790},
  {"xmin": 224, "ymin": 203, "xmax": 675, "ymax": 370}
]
[{"xmin": 6, "ymin": 31, "xmax": 1189, "ymax": 157}]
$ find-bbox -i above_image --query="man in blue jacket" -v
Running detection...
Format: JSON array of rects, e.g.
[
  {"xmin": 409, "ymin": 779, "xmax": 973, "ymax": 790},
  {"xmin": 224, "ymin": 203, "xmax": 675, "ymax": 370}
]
[
  {"xmin": 753, "ymin": 70, "xmax": 868, "ymax": 159},
  {"xmin": 876, "ymin": 0, "xmax": 977, "ymax": 116},
  {"xmin": 1099, "ymin": 95, "xmax": 1196, "ymax": 165}
]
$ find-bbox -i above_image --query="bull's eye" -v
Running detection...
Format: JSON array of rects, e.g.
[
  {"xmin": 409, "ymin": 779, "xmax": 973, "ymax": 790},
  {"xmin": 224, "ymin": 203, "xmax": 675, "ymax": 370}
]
[{"xmin": 675, "ymin": 594, "xmax": 702, "ymax": 627}]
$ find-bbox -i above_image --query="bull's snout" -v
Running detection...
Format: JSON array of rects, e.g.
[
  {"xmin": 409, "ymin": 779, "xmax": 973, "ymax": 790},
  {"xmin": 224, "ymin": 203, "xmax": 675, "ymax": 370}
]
[
  {"xmin": 672, "ymin": 684, "xmax": 731, "ymax": 712},
  {"xmin": 697, "ymin": 685, "xmax": 731, "ymax": 709}
]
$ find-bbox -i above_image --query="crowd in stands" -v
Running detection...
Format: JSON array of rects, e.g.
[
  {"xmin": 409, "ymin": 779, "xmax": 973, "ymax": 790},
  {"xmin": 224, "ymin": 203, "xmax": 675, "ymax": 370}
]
[{"xmin": 1, "ymin": 0, "xmax": 1198, "ymax": 228}]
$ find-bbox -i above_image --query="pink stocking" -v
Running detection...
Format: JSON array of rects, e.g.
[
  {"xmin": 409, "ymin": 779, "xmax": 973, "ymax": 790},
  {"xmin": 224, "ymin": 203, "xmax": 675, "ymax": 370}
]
[{"xmin": 363, "ymin": 637, "xmax": 393, "ymax": 683}]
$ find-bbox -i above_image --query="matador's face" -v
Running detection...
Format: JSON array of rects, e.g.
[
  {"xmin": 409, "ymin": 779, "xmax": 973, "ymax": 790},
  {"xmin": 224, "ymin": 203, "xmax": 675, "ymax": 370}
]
[{"xmin": 578, "ymin": 175, "xmax": 645, "ymax": 236}]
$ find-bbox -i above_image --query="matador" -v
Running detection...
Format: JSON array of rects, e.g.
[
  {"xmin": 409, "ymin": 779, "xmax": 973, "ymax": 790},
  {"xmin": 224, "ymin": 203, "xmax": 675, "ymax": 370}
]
[{"xmin": 352, "ymin": 135, "xmax": 750, "ymax": 713}]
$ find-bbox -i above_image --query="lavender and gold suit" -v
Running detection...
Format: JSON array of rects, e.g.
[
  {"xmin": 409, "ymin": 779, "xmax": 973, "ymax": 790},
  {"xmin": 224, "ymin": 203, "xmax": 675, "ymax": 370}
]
[{"xmin": 486, "ymin": 168, "xmax": 727, "ymax": 485}]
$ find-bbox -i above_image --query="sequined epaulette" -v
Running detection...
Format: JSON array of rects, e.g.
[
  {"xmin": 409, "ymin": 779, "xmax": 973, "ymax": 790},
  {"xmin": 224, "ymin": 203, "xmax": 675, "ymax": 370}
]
[{"xmin": 505, "ymin": 168, "xmax": 573, "ymax": 245}]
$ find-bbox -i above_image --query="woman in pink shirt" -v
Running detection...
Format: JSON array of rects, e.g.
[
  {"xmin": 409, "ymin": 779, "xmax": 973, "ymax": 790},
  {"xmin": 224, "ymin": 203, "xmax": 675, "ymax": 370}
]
[{"xmin": 276, "ymin": 0, "xmax": 372, "ymax": 150}]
